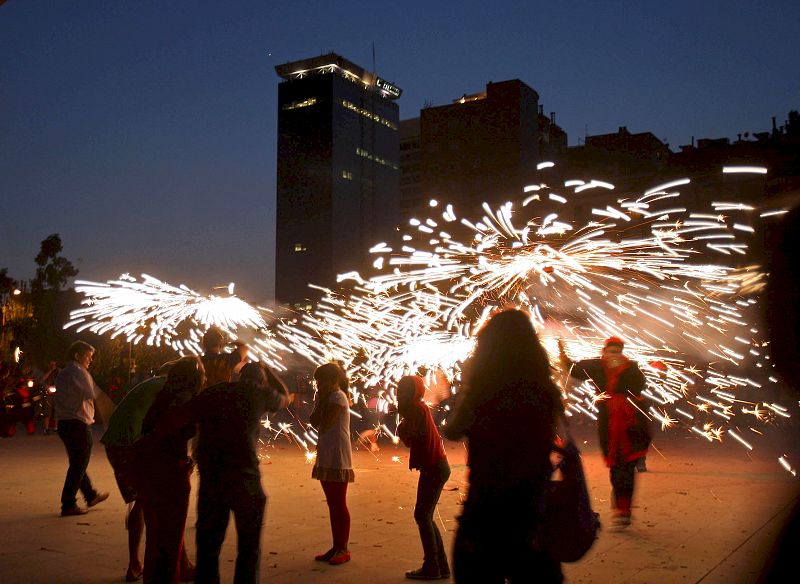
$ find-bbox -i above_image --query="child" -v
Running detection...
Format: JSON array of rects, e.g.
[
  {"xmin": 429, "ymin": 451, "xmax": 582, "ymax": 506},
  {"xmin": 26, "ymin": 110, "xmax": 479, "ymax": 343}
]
[
  {"xmin": 397, "ymin": 375, "xmax": 451, "ymax": 580},
  {"xmin": 309, "ymin": 362, "xmax": 354, "ymax": 566}
]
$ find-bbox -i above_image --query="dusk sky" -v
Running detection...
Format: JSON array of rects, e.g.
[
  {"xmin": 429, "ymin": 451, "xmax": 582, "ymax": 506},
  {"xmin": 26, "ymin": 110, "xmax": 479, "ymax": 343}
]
[{"xmin": 2, "ymin": 1, "xmax": 798, "ymax": 301}]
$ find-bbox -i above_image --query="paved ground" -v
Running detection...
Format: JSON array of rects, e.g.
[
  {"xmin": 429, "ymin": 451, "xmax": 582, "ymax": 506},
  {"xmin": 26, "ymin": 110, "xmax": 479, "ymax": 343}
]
[{"xmin": 1, "ymin": 423, "xmax": 798, "ymax": 584}]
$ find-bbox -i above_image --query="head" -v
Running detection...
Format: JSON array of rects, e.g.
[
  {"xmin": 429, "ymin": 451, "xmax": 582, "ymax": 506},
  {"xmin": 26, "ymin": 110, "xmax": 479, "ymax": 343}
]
[
  {"xmin": 65, "ymin": 341, "xmax": 95, "ymax": 369},
  {"xmin": 202, "ymin": 326, "xmax": 226, "ymax": 354},
  {"xmin": 161, "ymin": 356, "xmax": 205, "ymax": 404},
  {"xmin": 239, "ymin": 361, "xmax": 268, "ymax": 385},
  {"xmin": 602, "ymin": 336, "xmax": 625, "ymax": 367},
  {"xmin": 397, "ymin": 375, "xmax": 426, "ymax": 406},
  {"xmin": 466, "ymin": 309, "xmax": 556, "ymax": 402},
  {"xmin": 313, "ymin": 362, "xmax": 349, "ymax": 394}
]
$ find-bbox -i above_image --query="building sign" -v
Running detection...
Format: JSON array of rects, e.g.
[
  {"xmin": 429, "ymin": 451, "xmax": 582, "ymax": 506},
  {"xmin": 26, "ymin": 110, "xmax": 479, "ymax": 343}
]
[{"xmin": 376, "ymin": 77, "xmax": 402, "ymax": 98}]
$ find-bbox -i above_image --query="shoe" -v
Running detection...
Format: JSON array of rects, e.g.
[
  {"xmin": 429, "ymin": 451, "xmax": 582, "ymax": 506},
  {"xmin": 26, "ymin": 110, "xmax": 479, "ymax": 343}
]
[
  {"xmin": 328, "ymin": 550, "xmax": 351, "ymax": 565},
  {"xmin": 314, "ymin": 548, "xmax": 336, "ymax": 562},
  {"xmin": 60, "ymin": 506, "xmax": 88, "ymax": 517},
  {"xmin": 636, "ymin": 459, "xmax": 648, "ymax": 472},
  {"xmin": 87, "ymin": 491, "xmax": 109, "ymax": 507},
  {"xmin": 612, "ymin": 513, "xmax": 631, "ymax": 526},
  {"xmin": 125, "ymin": 567, "xmax": 143, "ymax": 582},
  {"xmin": 406, "ymin": 567, "xmax": 441, "ymax": 580}
]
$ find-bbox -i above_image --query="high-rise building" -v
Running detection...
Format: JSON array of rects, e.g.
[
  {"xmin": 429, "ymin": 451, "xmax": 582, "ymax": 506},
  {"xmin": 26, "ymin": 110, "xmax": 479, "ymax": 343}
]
[
  {"xmin": 275, "ymin": 53, "xmax": 401, "ymax": 307},
  {"xmin": 414, "ymin": 80, "xmax": 544, "ymax": 218}
]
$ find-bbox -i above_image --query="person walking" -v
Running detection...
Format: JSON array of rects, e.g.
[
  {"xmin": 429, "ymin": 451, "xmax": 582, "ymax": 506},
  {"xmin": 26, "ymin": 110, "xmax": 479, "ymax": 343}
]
[
  {"xmin": 444, "ymin": 309, "xmax": 564, "ymax": 583},
  {"xmin": 396, "ymin": 375, "xmax": 451, "ymax": 580},
  {"xmin": 54, "ymin": 341, "xmax": 109, "ymax": 516},
  {"xmin": 309, "ymin": 362, "xmax": 355, "ymax": 567},
  {"xmin": 559, "ymin": 336, "xmax": 650, "ymax": 526}
]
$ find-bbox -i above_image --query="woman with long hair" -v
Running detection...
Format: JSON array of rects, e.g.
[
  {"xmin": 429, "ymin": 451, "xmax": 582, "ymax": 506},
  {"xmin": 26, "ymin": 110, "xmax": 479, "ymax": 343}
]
[
  {"xmin": 445, "ymin": 309, "xmax": 564, "ymax": 583},
  {"xmin": 309, "ymin": 362, "xmax": 355, "ymax": 566},
  {"xmin": 138, "ymin": 357, "xmax": 205, "ymax": 584}
]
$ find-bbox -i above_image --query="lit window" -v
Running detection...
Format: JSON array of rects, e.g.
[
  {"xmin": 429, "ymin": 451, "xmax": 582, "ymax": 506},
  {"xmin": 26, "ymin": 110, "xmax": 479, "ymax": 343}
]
[
  {"xmin": 342, "ymin": 170, "xmax": 353, "ymax": 180},
  {"xmin": 282, "ymin": 97, "xmax": 318, "ymax": 111},
  {"xmin": 293, "ymin": 243, "xmax": 307, "ymax": 252},
  {"xmin": 340, "ymin": 100, "xmax": 398, "ymax": 130}
]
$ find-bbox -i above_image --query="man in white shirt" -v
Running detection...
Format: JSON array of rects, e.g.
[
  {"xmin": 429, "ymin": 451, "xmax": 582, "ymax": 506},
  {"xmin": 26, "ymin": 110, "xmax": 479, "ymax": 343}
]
[{"xmin": 55, "ymin": 341, "xmax": 109, "ymax": 516}]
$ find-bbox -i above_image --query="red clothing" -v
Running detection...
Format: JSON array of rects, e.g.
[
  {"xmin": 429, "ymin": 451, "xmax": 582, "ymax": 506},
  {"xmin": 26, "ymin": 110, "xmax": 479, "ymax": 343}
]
[
  {"xmin": 397, "ymin": 378, "xmax": 446, "ymax": 470},
  {"xmin": 602, "ymin": 358, "xmax": 649, "ymax": 467}
]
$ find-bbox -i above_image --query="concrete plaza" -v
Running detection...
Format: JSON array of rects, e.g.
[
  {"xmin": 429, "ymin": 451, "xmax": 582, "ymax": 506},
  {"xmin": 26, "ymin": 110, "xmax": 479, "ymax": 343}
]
[{"xmin": 1, "ymin": 423, "xmax": 798, "ymax": 583}]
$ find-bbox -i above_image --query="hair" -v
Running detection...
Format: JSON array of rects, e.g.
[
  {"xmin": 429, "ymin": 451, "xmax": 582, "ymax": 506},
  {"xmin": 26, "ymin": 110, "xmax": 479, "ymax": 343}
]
[
  {"xmin": 239, "ymin": 362, "xmax": 267, "ymax": 385},
  {"xmin": 396, "ymin": 375, "xmax": 426, "ymax": 418},
  {"xmin": 65, "ymin": 340, "xmax": 94, "ymax": 363},
  {"xmin": 314, "ymin": 362, "xmax": 349, "ymax": 393},
  {"xmin": 464, "ymin": 309, "xmax": 561, "ymax": 410},
  {"xmin": 142, "ymin": 356, "xmax": 204, "ymax": 434},
  {"xmin": 604, "ymin": 336, "xmax": 625, "ymax": 349},
  {"xmin": 202, "ymin": 327, "xmax": 226, "ymax": 352}
]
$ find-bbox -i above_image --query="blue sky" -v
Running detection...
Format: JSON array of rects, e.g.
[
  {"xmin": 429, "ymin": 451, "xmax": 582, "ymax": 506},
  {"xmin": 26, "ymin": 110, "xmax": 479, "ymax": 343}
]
[{"xmin": 1, "ymin": 1, "xmax": 797, "ymax": 300}]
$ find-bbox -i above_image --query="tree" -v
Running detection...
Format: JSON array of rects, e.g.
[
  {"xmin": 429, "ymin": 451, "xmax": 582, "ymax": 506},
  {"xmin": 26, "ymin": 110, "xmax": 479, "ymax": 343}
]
[
  {"xmin": 32, "ymin": 234, "xmax": 78, "ymax": 292},
  {"xmin": 24, "ymin": 235, "xmax": 80, "ymax": 367}
]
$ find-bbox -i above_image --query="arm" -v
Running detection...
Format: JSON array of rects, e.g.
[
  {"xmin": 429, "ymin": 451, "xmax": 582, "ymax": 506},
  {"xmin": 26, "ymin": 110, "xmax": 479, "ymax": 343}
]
[
  {"xmin": 442, "ymin": 391, "xmax": 474, "ymax": 441},
  {"xmin": 627, "ymin": 364, "xmax": 647, "ymax": 397},
  {"xmin": 264, "ymin": 366, "xmax": 289, "ymax": 410}
]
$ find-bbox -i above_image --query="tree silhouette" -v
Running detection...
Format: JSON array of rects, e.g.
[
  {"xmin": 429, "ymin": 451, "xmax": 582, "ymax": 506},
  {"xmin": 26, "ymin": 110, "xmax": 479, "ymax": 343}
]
[{"xmin": 32, "ymin": 234, "xmax": 78, "ymax": 292}]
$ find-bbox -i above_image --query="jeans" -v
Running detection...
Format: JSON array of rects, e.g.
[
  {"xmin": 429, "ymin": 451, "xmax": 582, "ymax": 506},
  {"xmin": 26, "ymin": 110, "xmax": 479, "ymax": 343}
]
[
  {"xmin": 414, "ymin": 458, "xmax": 451, "ymax": 573},
  {"xmin": 196, "ymin": 469, "xmax": 266, "ymax": 584},
  {"xmin": 57, "ymin": 419, "xmax": 97, "ymax": 509}
]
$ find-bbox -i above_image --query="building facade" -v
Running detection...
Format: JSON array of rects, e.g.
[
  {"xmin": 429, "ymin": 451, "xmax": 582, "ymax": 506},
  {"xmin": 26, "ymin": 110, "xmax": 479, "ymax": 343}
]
[
  {"xmin": 275, "ymin": 53, "xmax": 401, "ymax": 306},
  {"xmin": 414, "ymin": 80, "xmax": 545, "ymax": 219}
]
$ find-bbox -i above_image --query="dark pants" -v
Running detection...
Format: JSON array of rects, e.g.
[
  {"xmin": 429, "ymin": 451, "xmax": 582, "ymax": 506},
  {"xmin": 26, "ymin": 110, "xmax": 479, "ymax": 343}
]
[
  {"xmin": 141, "ymin": 468, "xmax": 191, "ymax": 584},
  {"xmin": 57, "ymin": 419, "xmax": 97, "ymax": 509},
  {"xmin": 414, "ymin": 458, "xmax": 451, "ymax": 573},
  {"xmin": 452, "ymin": 483, "xmax": 562, "ymax": 584},
  {"xmin": 320, "ymin": 480, "xmax": 350, "ymax": 550},
  {"xmin": 610, "ymin": 459, "xmax": 638, "ymax": 515},
  {"xmin": 196, "ymin": 470, "xmax": 266, "ymax": 584}
]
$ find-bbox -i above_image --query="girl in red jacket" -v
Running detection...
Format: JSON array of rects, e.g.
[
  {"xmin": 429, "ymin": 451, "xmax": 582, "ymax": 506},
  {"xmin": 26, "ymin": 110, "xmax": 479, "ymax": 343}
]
[{"xmin": 397, "ymin": 375, "xmax": 451, "ymax": 580}]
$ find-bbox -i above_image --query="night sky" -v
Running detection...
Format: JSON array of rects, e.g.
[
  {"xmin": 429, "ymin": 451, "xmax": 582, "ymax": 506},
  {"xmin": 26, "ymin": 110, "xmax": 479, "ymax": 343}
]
[{"xmin": 2, "ymin": 0, "xmax": 798, "ymax": 301}]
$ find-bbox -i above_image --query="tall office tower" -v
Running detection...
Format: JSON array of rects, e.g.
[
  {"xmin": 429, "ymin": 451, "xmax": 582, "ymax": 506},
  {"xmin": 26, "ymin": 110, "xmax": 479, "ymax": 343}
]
[
  {"xmin": 418, "ymin": 80, "xmax": 542, "ymax": 218},
  {"xmin": 275, "ymin": 53, "xmax": 401, "ymax": 307}
]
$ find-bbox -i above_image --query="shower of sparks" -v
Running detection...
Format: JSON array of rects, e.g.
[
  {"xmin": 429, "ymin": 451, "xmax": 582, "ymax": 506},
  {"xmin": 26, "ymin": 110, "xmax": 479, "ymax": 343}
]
[
  {"xmin": 65, "ymin": 164, "xmax": 796, "ymax": 468},
  {"xmin": 64, "ymin": 273, "xmax": 289, "ymax": 370},
  {"xmin": 276, "ymin": 163, "xmax": 794, "ymax": 464}
]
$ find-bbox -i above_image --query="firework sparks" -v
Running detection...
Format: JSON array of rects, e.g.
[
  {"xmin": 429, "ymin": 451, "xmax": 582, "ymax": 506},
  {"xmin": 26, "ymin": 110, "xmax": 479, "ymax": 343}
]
[{"xmin": 65, "ymin": 163, "xmax": 795, "ymax": 468}]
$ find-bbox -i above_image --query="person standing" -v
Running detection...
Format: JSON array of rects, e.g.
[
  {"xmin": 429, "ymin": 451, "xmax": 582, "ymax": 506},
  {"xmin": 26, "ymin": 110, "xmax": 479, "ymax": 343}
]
[
  {"xmin": 444, "ymin": 309, "xmax": 563, "ymax": 583},
  {"xmin": 559, "ymin": 336, "xmax": 650, "ymax": 526},
  {"xmin": 142, "ymin": 361, "xmax": 289, "ymax": 584},
  {"xmin": 309, "ymin": 362, "xmax": 355, "ymax": 566},
  {"xmin": 200, "ymin": 327, "xmax": 249, "ymax": 388},
  {"xmin": 54, "ymin": 341, "xmax": 109, "ymax": 516},
  {"xmin": 396, "ymin": 375, "xmax": 451, "ymax": 581},
  {"xmin": 138, "ymin": 358, "xmax": 205, "ymax": 584}
]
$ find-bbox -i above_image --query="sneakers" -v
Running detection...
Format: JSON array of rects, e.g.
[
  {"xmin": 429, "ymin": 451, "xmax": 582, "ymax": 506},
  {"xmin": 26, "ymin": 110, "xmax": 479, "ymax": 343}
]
[
  {"xmin": 87, "ymin": 491, "xmax": 109, "ymax": 507},
  {"xmin": 612, "ymin": 513, "xmax": 631, "ymax": 527},
  {"xmin": 328, "ymin": 550, "xmax": 351, "ymax": 565},
  {"xmin": 314, "ymin": 548, "xmax": 336, "ymax": 562},
  {"xmin": 405, "ymin": 566, "xmax": 443, "ymax": 580},
  {"xmin": 60, "ymin": 506, "xmax": 89, "ymax": 517}
]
